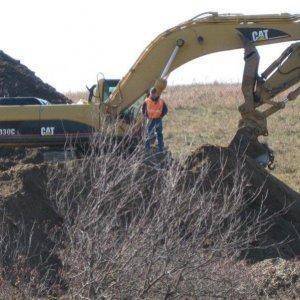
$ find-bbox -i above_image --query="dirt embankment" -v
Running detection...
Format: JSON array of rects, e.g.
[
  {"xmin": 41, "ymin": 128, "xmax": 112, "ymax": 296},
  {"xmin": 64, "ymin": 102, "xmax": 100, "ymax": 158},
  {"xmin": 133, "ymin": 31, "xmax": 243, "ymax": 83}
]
[
  {"xmin": 0, "ymin": 144, "xmax": 299, "ymax": 297},
  {"xmin": 0, "ymin": 50, "xmax": 71, "ymax": 103},
  {"xmin": 0, "ymin": 149, "xmax": 64, "ymax": 294}
]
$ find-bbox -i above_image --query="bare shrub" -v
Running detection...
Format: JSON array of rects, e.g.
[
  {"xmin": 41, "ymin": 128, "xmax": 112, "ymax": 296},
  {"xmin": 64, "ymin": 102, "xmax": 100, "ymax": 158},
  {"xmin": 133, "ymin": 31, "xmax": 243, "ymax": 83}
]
[{"xmin": 47, "ymin": 135, "xmax": 274, "ymax": 299}]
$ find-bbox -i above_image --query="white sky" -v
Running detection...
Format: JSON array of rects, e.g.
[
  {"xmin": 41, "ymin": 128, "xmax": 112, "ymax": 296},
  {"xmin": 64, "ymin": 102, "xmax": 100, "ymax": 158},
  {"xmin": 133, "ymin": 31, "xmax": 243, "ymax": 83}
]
[{"xmin": 1, "ymin": 0, "xmax": 299, "ymax": 92}]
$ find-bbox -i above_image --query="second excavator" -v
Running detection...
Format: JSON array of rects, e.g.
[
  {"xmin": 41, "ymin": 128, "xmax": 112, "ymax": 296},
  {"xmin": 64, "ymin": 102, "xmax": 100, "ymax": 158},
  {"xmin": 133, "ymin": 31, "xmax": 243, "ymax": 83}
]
[{"xmin": 0, "ymin": 12, "xmax": 299, "ymax": 166}]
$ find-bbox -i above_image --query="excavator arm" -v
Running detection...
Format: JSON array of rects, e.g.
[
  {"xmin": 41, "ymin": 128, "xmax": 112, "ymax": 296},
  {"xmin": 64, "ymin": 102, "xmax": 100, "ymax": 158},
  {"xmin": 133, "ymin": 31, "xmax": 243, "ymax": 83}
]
[
  {"xmin": 261, "ymin": 43, "xmax": 300, "ymax": 102},
  {"xmin": 105, "ymin": 12, "xmax": 300, "ymax": 115},
  {"xmin": 100, "ymin": 12, "xmax": 300, "ymax": 167}
]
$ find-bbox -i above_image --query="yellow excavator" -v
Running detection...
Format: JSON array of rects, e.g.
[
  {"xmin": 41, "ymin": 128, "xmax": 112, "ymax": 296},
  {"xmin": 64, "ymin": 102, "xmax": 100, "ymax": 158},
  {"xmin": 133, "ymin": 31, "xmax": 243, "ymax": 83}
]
[{"xmin": 0, "ymin": 12, "xmax": 299, "ymax": 164}]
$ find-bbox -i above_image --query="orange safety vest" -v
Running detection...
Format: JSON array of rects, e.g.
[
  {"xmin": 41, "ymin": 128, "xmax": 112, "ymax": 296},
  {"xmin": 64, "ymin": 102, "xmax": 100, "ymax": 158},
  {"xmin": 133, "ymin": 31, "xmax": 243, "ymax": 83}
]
[{"xmin": 145, "ymin": 98, "xmax": 164, "ymax": 119}]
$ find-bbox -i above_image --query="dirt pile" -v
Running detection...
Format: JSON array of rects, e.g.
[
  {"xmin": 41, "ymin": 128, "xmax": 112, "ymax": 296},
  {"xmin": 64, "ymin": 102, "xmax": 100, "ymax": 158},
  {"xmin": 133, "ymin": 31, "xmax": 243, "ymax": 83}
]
[
  {"xmin": 0, "ymin": 145, "xmax": 300, "ymax": 296},
  {"xmin": 186, "ymin": 145, "xmax": 300, "ymax": 260},
  {"xmin": 0, "ymin": 50, "xmax": 71, "ymax": 103},
  {"xmin": 0, "ymin": 149, "xmax": 65, "ymax": 295}
]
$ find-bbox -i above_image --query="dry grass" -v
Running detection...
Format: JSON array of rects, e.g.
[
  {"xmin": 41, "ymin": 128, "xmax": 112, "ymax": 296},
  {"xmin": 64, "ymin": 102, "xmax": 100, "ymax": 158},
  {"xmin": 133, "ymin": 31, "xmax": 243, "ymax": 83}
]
[{"xmin": 67, "ymin": 83, "xmax": 300, "ymax": 191}]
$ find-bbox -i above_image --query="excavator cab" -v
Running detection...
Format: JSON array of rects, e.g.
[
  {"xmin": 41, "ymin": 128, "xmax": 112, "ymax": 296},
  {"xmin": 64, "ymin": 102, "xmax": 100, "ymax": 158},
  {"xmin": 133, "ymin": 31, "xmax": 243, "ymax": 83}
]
[
  {"xmin": 89, "ymin": 78, "xmax": 145, "ymax": 125},
  {"xmin": 102, "ymin": 79, "xmax": 120, "ymax": 102},
  {"xmin": 89, "ymin": 78, "xmax": 120, "ymax": 103}
]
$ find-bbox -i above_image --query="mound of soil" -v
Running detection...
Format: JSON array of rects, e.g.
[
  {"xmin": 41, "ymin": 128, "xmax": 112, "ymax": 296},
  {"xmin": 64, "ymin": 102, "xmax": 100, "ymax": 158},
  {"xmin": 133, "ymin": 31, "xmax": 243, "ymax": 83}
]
[
  {"xmin": 0, "ymin": 149, "xmax": 65, "ymax": 294},
  {"xmin": 0, "ymin": 50, "xmax": 71, "ymax": 103},
  {"xmin": 186, "ymin": 145, "xmax": 300, "ymax": 260},
  {"xmin": 0, "ymin": 144, "xmax": 300, "ymax": 295}
]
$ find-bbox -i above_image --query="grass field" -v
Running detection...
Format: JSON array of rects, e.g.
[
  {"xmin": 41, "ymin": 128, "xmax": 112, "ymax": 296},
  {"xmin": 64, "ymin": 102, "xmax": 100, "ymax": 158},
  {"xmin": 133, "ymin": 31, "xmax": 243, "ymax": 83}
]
[{"xmin": 67, "ymin": 83, "xmax": 300, "ymax": 192}]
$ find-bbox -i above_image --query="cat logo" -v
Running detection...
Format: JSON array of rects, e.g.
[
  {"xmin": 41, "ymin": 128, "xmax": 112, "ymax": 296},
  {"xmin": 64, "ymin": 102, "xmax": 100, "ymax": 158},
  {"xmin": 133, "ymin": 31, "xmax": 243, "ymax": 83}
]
[
  {"xmin": 236, "ymin": 28, "xmax": 289, "ymax": 43},
  {"xmin": 252, "ymin": 29, "xmax": 269, "ymax": 42},
  {"xmin": 41, "ymin": 127, "xmax": 55, "ymax": 136}
]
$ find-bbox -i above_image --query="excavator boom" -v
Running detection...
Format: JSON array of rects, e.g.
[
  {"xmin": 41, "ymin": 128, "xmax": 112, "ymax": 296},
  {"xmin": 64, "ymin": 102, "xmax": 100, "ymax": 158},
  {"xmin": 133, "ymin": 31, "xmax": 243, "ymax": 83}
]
[
  {"xmin": 107, "ymin": 12, "xmax": 300, "ymax": 114},
  {"xmin": 260, "ymin": 42, "xmax": 300, "ymax": 102},
  {"xmin": 0, "ymin": 12, "xmax": 299, "ymax": 158}
]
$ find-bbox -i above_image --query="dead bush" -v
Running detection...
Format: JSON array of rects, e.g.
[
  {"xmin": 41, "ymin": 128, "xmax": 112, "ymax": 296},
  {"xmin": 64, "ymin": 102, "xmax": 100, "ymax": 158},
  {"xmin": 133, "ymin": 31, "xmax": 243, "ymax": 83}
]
[{"xmin": 47, "ymin": 136, "xmax": 274, "ymax": 299}]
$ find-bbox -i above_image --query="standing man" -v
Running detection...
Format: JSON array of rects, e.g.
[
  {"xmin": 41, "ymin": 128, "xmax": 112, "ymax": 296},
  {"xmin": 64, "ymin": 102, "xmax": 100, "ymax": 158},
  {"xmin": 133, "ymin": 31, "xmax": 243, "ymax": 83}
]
[{"xmin": 142, "ymin": 87, "xmax": 168, "ymax": 153}]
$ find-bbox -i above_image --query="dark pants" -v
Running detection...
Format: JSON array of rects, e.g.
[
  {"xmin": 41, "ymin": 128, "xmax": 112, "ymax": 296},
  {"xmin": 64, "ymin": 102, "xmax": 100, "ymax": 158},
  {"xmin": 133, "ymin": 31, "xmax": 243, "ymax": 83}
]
[{"xmin": 145, "ymin": 119, "xmax": 164, "ymax": 153}]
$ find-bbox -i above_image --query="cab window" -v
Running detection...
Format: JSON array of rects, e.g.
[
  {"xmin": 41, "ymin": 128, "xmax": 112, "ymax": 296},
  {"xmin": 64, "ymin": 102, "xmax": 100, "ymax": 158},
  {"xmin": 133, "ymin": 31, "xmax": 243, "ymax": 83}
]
[{"xmin": 102, "ymin": 80, "xmax": 119, "ymax": 103}]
